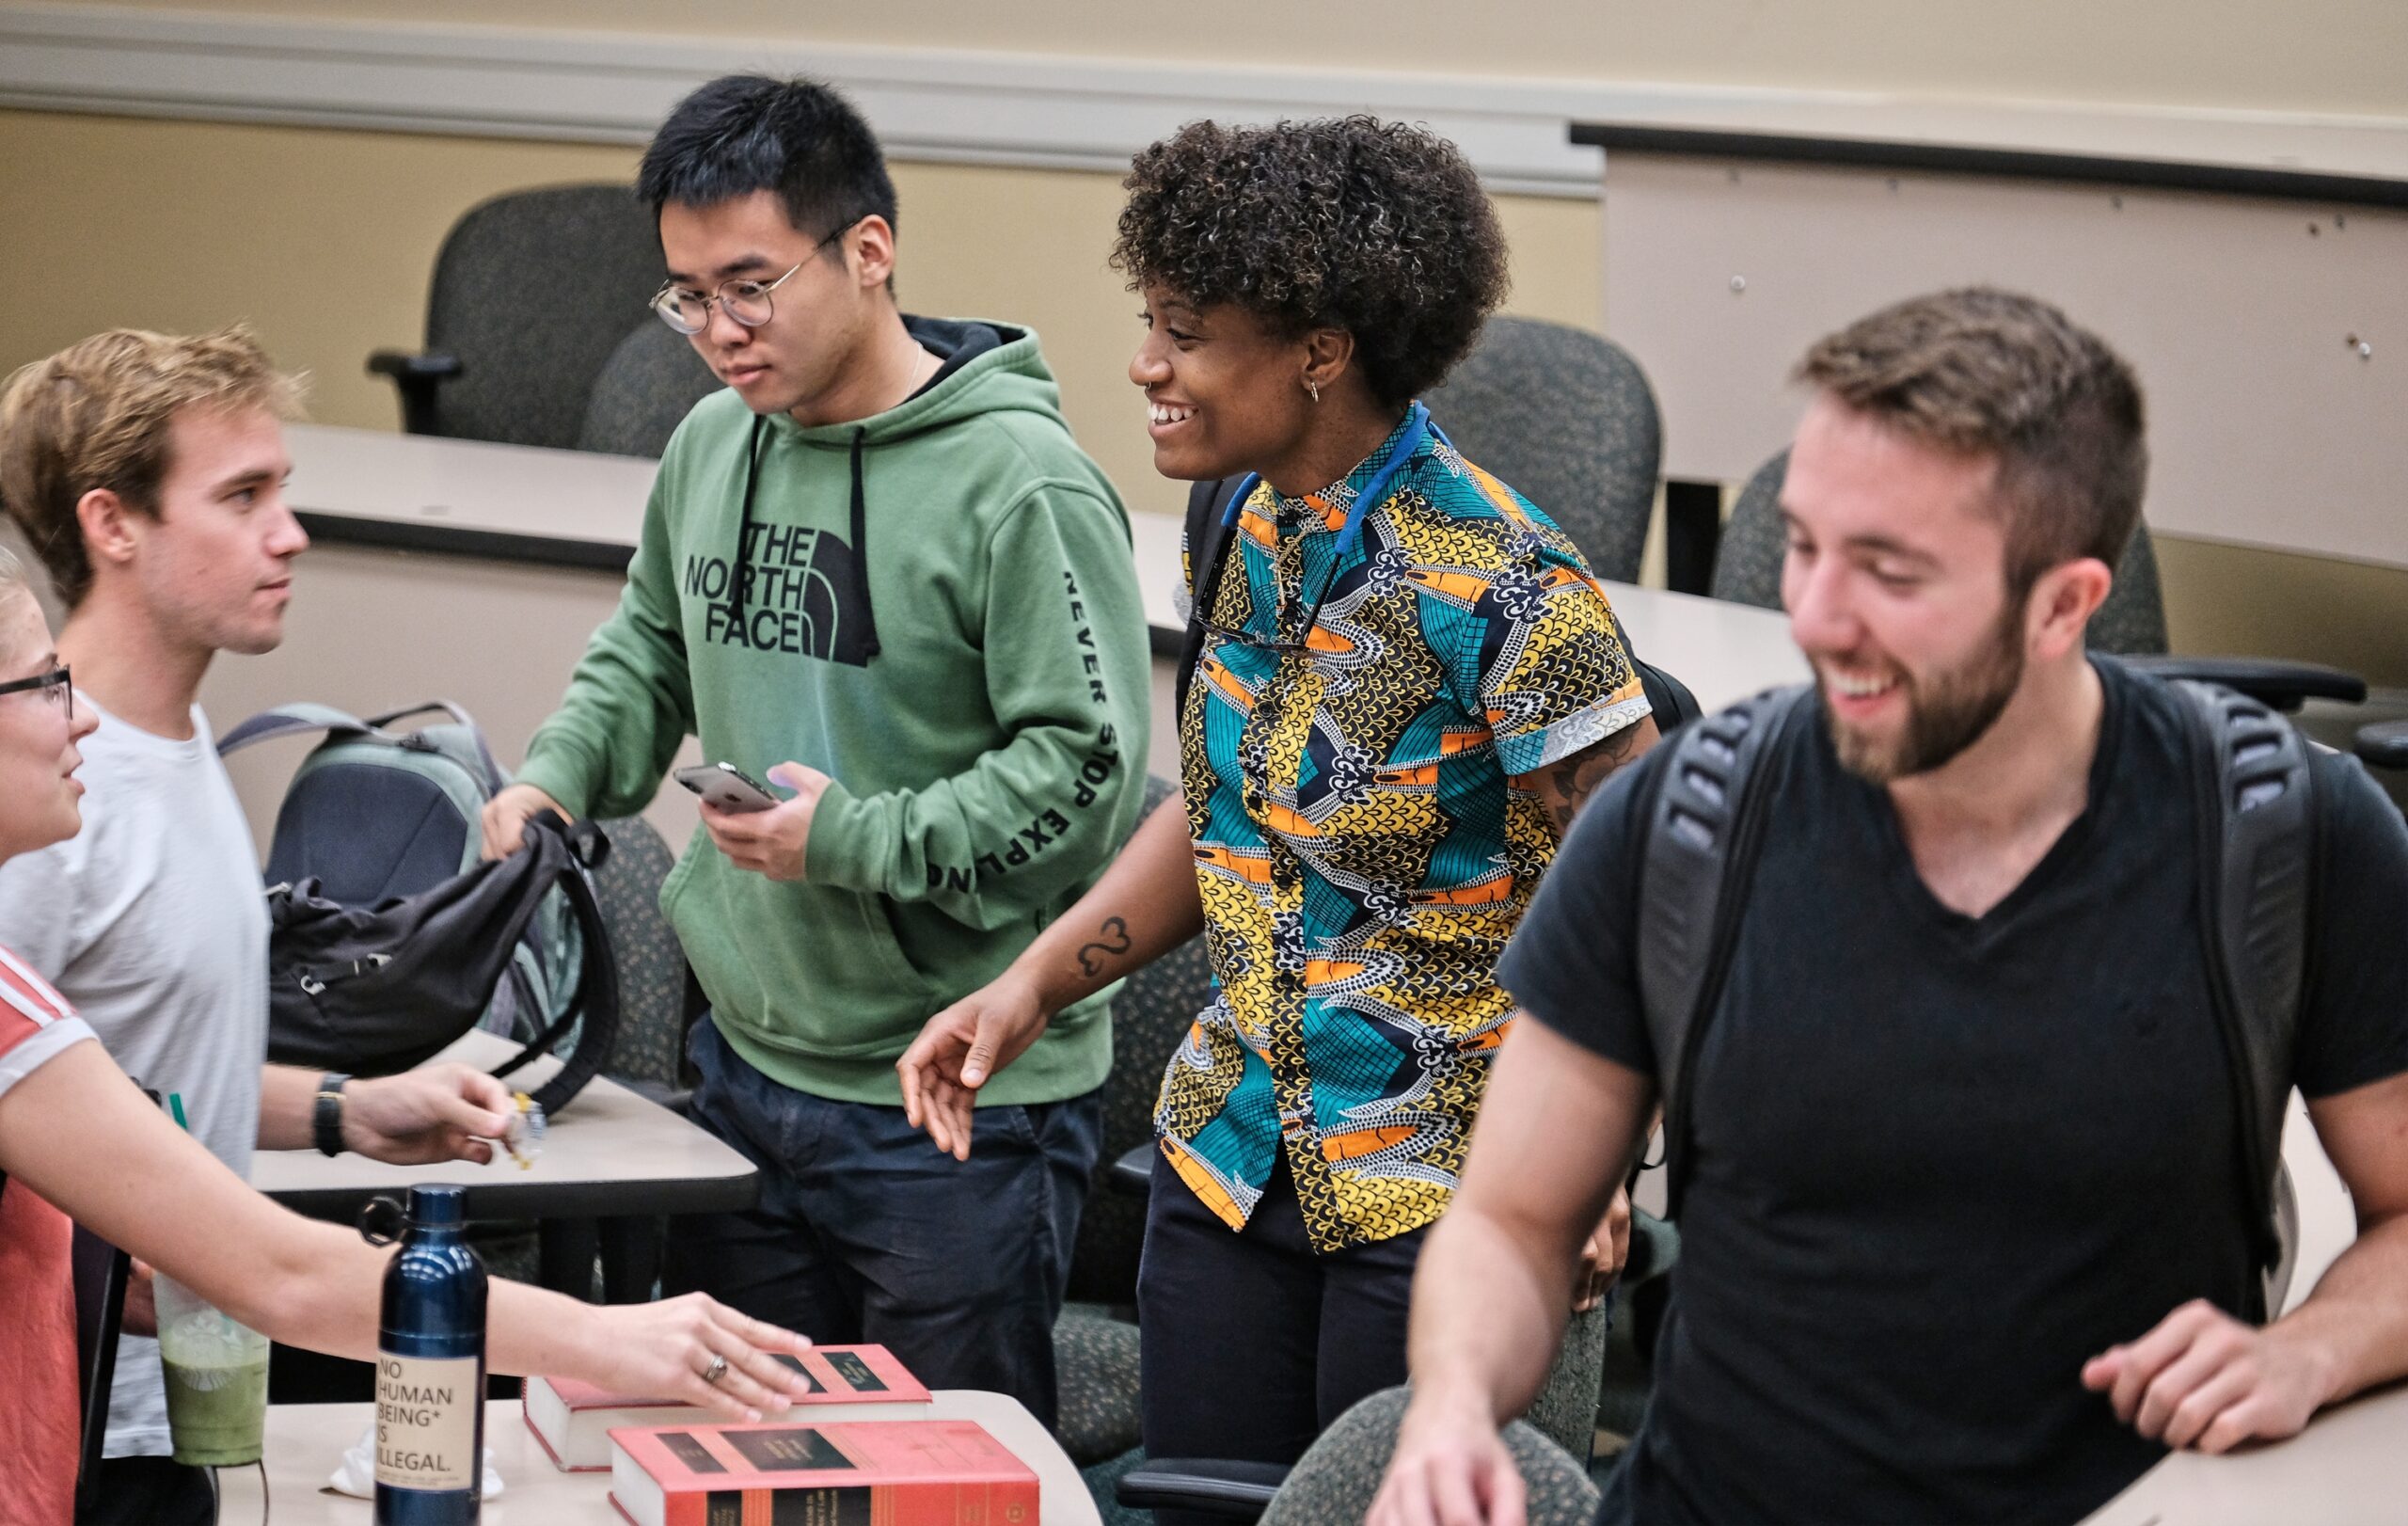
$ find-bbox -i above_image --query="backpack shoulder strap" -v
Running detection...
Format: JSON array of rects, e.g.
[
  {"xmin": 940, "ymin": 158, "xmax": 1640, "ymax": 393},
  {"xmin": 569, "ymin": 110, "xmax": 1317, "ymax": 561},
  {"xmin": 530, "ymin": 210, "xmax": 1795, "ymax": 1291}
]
[
  {"xmin": 2168, "ymin": 676, "xmax": 2316, "ymax": 1303},
  {"xmin": 1636, "ymin": 684, "xmax": 1813, "ymax": 1217},
  {"xmin": 1172, "ymin": 475, "xmax": 1248, "ymax": 721},
  {"xmin": 215, "ymin": 703, "xmax": 386, "ymax": 759}
]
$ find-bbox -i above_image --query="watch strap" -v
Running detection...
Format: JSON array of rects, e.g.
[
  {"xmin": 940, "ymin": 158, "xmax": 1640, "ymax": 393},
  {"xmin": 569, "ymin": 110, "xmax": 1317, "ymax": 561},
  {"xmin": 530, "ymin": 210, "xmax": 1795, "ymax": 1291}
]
[{"xmin": 312, "ymin": 1073, "xmax": 351, "ymax": 1156}]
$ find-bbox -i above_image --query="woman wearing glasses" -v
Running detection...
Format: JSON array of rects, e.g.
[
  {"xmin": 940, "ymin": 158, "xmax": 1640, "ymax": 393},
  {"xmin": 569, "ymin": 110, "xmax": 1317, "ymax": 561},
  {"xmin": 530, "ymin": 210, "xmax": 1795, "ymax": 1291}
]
[
  {"xmin": 0, "ymin": 548, "xmax": 814, "ymax": 1524},
  {"xmin": 902, "ymin": 118, "xmax": 1660, "ymax": 1491}
]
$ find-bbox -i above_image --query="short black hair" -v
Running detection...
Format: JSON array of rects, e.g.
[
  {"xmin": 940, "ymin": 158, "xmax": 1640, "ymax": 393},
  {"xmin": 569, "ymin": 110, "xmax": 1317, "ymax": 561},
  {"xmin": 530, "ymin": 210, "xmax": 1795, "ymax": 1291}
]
[
  {"xmin": 1113, "ymin": 117, "xmax": 1509, "ymax": 409},
  {"xmin": 638, "ymin": 74, "xmax": 898, "ymax": 240}
]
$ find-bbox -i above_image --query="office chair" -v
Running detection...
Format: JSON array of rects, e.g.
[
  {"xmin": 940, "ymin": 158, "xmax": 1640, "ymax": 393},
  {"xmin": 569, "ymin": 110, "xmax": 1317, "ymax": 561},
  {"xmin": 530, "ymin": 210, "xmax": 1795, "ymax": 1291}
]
[
  {"xmin": 1423, "ymin": 316, "xmax": 1663, "ymax": 584},
  {"xmin": 369, "ymin": 184, "xmax": 665, "ymax": 449},
  {"xmin": 577, "ymin": 321, "xmax": 723, "ymax": 459}
]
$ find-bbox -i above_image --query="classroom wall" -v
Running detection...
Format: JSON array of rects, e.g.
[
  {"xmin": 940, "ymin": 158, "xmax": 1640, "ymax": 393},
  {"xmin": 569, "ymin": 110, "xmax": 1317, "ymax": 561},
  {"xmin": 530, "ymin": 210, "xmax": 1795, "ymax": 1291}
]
[
  {"xmin": 63, "ymin": 0, "xmax": 2408, "ymax": 117},
  {"xmin": 0, "ymin": 108, "xmax": 1593, "ymax": 530}
]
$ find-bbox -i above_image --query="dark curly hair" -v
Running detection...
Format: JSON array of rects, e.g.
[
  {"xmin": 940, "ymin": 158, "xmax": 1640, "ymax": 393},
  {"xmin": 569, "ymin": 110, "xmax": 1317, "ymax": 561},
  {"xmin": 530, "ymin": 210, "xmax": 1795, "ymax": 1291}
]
[{"xmin": 1113, "ymin": 117, "xmax": 1509, "ymax": 409}]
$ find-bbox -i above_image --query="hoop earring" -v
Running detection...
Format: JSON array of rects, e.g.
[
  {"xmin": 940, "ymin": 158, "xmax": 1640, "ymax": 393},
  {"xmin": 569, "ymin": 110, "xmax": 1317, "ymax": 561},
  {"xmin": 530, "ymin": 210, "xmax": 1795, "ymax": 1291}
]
[{"xmin": 1306, "ymin": 378, "xmax": 1321, "ymax": 404}]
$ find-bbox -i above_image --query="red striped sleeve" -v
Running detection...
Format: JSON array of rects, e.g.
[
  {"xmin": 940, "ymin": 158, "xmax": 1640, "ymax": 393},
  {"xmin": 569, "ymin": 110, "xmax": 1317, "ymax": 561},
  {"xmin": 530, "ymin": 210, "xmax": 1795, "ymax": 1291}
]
[{"xmin": 0, "ymin": 945, "xmax": 78, "ymax": 1057}]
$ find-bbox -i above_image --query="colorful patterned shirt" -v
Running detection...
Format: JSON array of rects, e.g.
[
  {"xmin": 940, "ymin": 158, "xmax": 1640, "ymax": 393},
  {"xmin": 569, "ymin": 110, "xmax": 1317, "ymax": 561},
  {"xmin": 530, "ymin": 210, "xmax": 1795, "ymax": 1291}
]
[{"xmin": 1157, "ymin": 413, "xmax": 1649, "ymax": 1251}]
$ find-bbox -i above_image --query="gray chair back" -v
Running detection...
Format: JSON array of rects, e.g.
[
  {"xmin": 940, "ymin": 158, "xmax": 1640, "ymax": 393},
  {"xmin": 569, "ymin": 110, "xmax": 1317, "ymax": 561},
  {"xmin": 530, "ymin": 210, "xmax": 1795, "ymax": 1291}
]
[
  {"xmin": 1261, "ymin": 1387, "xmax": 1601, "ymax": 1526},
  {"xmin": 578, "ymin": 321, "xmax": 725, "ymax": 458},
  {"xmin": 1422, "ymin": 316, "xmax": 1661, "ymax": 583},
  {"xmin": 588, "ymin": 815, "xmax": 690, "ymax": 1089},
  {"xmin": 416, "ymin": 183, "xmax": 664, "ymax": 448},
  {"xmin": 1709, "ymin": 447, "xmax": 2172, "ymax": 655}
]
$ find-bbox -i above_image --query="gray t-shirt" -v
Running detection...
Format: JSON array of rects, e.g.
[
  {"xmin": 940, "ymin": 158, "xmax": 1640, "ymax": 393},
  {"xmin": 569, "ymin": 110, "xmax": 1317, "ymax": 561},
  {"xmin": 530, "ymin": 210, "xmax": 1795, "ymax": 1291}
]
[{"xmin": 0, "ymin": 699, "xmax": 268, "ymax": 1458}]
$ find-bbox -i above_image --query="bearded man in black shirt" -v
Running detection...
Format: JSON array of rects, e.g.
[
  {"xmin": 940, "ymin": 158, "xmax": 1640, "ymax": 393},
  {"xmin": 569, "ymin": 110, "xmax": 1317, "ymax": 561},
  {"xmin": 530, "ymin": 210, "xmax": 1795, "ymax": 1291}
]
[{"xmin": 1371, "ymin": 288, "xmax": 2408, "ymax": 1526}]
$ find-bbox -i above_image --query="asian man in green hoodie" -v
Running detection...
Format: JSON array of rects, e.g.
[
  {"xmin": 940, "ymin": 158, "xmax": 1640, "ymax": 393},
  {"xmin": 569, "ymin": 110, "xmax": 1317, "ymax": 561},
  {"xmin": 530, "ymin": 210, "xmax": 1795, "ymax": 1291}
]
[{"xmin": 481, "ymin": 74, "xmax": 1149, "ymax": 1423}]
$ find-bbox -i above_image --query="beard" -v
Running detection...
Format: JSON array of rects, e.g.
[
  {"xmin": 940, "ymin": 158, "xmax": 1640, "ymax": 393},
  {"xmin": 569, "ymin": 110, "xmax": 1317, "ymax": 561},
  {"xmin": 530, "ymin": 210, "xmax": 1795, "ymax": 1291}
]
[{"xmin": 1822, "ymin": 605, "xmax": 2026, "ymax": 784}]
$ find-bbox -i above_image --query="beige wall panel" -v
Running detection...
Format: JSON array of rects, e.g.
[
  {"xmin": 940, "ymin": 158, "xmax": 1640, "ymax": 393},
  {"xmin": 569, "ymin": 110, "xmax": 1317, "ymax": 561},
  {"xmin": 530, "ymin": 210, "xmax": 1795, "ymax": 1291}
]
[
  {"xmin": 2154, "ymin": 533, "xmax": 2408, "ymax": 689},
  {"xmin": 78, "ymin": 0, "xmax": 2408, "ymax": 115},
  {"xmin": 0, "ymin": 112, "xmax": 639, "ymax": 433},
  {"xmin": 1603, "ymin": 153, "xmax": 2408, "ymax": 569}
]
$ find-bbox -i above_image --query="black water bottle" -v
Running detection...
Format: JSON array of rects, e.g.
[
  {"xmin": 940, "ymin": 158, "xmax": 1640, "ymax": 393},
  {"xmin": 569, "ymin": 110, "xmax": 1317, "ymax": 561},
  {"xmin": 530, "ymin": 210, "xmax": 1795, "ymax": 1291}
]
[{"xmin": 371, "ymin": 1184, "xmax": 487, "ymax": 1524}]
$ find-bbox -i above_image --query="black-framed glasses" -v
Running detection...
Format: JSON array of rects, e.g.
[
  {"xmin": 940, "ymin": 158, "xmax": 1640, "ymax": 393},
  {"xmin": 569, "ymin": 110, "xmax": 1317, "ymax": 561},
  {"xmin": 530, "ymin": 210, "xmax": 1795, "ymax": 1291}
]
[
  {"xmin": 649, "ymin": 218, "xmax": 861, "ymax": 336},
  {"xmin": 0, "ymin": 664, "xmax": 72, "ymax": 723}
]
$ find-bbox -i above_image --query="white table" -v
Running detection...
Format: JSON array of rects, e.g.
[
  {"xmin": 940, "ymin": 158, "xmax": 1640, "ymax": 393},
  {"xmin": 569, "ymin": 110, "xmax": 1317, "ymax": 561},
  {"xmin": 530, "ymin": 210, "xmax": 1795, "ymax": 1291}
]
[
  {"xmin": 2078, "ymin": 1381, "xmax": 2408, "ymax": 1526},
  {"xmin": 218, "ymin": 1391, "xmax": 1102, "ymax": 1525}
]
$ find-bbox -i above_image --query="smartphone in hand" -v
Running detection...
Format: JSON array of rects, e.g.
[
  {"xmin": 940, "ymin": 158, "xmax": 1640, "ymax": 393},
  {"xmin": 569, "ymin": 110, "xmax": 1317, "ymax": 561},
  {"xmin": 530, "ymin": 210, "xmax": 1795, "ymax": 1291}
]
[{"xmin": 674, "ymin": 762, "xmax": 783, "ymax": 814}]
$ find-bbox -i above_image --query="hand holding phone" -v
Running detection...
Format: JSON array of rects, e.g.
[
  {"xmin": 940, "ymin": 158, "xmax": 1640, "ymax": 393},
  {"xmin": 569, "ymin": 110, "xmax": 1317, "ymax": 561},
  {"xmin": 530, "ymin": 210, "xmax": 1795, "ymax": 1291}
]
[{"xmin": 674, "ymin": 762, "xmax": 783, "ymax": 814}]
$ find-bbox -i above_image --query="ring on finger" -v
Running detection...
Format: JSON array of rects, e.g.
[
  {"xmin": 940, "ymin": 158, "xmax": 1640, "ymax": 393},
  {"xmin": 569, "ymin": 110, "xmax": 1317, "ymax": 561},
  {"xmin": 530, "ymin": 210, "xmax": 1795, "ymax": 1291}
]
[{"xmin": 701, "ymin": 1353, "xmax": 729, "ymax": 1386}]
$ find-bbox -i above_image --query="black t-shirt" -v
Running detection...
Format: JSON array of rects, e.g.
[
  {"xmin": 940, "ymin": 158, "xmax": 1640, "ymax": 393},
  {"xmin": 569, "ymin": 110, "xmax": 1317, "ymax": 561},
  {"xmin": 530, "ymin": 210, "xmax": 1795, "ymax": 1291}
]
[{"xmin": 1499, "ymin": 659, "xmax": 2408, "ymax": 1525}]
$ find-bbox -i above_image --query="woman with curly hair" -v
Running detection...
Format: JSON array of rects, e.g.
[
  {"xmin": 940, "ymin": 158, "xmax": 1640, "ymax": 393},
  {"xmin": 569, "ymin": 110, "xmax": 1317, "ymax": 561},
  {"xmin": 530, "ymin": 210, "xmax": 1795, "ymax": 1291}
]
[{"xmin": 901, "ymin": 117, "xmax": 1659, "ymax": 1476}]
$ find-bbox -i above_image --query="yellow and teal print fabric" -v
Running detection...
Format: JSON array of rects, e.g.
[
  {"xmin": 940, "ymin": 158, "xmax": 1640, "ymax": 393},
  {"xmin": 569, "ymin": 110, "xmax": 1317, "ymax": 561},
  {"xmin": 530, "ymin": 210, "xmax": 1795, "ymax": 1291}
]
[{"xmin": 1160, "ymin": 414, "xmax": 1649, "ymax": 1252}]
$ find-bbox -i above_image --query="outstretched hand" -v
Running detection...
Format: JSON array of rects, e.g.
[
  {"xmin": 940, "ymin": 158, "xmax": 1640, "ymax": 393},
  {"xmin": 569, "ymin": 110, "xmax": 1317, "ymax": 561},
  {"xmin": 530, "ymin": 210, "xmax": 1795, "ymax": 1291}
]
[
  {"xmin": 342, "ymin": 1065, "xmax": 515, "ymax": 1166},
  {"xmin": 583, "ymin": 1294, "xmax": 817, "ymax": 1422},
  {"xmin": 896, "ymin": 978, "xmax": 1050, "ymax": 1160}
]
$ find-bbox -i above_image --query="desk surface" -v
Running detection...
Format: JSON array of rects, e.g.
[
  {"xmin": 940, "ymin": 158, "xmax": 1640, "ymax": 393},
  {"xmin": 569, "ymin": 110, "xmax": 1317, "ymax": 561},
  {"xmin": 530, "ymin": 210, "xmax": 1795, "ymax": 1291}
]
[
  {"xmin": 249, "ymin": 1030, "xmax": 755, "ymax": 1219},
  {"xmin": 219, "ymin": 1391, "xmax": 1101, "ymax": 1525},
  {"xmin": 2078, "ymin": 1380, "xmax": 2408, "ymax": 1526}
]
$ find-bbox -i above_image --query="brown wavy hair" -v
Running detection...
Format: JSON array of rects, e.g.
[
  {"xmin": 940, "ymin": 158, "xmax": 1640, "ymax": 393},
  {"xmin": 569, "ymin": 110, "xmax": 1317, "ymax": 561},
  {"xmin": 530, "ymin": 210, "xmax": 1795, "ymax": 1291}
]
[{"xmin": 1796, "ymin": 287, "xmax": 2147, "ymax": 598}]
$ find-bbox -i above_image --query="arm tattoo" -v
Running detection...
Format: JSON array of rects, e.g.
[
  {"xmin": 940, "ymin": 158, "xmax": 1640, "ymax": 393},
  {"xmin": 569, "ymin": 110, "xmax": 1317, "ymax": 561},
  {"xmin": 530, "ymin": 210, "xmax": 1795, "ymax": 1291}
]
[
  {"xmin": 1540, "ymin": 723, "xmax": 1648, "ymax": 834},
  {"xmin": 1075, "ymin": 916, "xmax": 1134, "ymax": 978}
]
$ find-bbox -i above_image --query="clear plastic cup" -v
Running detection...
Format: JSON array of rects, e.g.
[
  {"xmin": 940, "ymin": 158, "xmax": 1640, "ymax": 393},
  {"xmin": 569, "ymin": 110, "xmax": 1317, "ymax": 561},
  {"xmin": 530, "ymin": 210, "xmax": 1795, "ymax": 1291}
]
[{"xmin": 153, "ymin": 1273, "xmax": 268, "ymax": 1467}]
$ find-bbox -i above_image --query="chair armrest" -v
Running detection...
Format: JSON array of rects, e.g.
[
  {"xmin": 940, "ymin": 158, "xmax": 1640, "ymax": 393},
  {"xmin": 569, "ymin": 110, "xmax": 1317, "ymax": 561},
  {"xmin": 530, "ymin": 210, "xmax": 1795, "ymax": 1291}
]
[
  {"xmin": 2357, "ymin": 720, "xmax": 2408, "ymax": 771},
  {"xmin": 1116, "ymin": 1458, "xmax": 1291, "ymax": 1519},
  {"xmin": 365, "ymin": 350, "xmax": 463, "ymax": 435},
  {"xmin": 617, "ymin": 1077, "xmax": 692, "ymax": 1117},
  {"xmin": 2120, "ymin": 656, "xmax": 2368, "ymax": 712},
  {"xmin": 1110, "ymin": 1141, "xmax": 1157, "ymax": 1197}
]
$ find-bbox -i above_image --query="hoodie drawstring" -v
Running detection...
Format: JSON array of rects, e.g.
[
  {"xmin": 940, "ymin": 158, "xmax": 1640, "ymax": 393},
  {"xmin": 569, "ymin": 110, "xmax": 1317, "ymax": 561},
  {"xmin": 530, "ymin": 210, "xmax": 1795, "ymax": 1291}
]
[
  {"xmin": 724, "ymin": 415, "xmax": 881, "ymax": 663},
  {"xmin": 728, "ymin": 411, "xmax": 768, "ymax": 628},
  {"xmin": 848, "ymin": 425, "xmax": 881, "ymax": 661}
]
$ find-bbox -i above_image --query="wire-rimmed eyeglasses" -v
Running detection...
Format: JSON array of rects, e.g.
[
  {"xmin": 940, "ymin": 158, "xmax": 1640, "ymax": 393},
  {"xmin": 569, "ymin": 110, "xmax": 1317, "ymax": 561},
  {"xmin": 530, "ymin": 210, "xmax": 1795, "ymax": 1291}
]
[
  {"xmin": 0, "ymin": 664, "xmax": 73, "ymax": 723},
  {"xmin": 649, "ymin": 218, "xmax": 861, "ymax": 336}
]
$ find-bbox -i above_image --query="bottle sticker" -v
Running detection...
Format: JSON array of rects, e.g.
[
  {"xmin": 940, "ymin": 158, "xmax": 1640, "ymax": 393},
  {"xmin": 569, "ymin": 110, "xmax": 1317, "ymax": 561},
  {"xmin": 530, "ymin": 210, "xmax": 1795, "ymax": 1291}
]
[{"xmin": 375, "ymin": 1353, "xmax": 480, "ymax": 1491}]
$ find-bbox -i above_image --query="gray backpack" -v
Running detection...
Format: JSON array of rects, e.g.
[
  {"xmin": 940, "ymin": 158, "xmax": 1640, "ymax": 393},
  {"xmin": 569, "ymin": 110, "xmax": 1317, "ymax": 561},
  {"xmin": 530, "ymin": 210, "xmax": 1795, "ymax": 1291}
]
[
  {"xmin": 218, "ymin": 701, "xmax": 585, "ymax": 1052},
  {"xmin": 1634, "ymin": 671, "xmax": 2313, "ymax": 1319}
]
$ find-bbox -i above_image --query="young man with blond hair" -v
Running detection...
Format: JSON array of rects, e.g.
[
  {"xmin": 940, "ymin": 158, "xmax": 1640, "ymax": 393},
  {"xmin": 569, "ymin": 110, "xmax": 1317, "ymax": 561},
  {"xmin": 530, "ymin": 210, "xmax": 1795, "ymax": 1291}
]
[
  {"xmin": 1373, "ymin": 288, "xmax": 2408, "ymax": 1525},
  {"xmin": 0, "ymin": 327, "xmax": 520, "ymax": 1523}
]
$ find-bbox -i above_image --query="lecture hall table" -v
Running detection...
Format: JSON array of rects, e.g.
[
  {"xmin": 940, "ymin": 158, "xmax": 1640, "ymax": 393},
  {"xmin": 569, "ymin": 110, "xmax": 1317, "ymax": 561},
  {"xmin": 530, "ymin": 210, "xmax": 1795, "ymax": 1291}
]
[{"xmin": 217, "ymin": 1390, "xmax": 1103, "ymax": 1524}]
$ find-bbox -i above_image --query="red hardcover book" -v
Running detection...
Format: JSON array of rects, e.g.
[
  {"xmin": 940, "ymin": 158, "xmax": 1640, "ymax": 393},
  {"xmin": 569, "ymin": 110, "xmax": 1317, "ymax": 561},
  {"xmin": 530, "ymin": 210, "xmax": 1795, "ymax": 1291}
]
[
  {"xmin": 526, "ymin": 1345, "xmax": 932, "ymax": 1470},
  {"xmin": 609, "ymin": 1417, "xmax": 1038, "ymax": 1526}
]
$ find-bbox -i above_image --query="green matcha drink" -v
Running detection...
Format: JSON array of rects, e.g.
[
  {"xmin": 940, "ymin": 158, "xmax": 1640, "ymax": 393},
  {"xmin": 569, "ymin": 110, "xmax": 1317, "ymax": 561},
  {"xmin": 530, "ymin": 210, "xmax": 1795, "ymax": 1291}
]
[
  {"xmin": 162, "ymin": 1351, "xmax": 268, "ymax": 1466},
  {"xmin": 155, "ymin": 1274, "xmax": 269, "ymax": 1467}
]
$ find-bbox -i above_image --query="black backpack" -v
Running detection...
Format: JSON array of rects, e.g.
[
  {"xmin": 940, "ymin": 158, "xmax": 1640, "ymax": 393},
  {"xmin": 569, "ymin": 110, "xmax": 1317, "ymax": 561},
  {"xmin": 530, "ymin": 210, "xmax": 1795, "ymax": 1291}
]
[
  {"xmin": 259, "ymin": 810, "xmax": 620, "ymax": 1115},
  {"xmin": 1634, "ymin": 673, "xmax": 2314, "ymax": 1320},
  {"xmin": 219, "ymin": 702, "xmax": 622, "ymax": 1114}
]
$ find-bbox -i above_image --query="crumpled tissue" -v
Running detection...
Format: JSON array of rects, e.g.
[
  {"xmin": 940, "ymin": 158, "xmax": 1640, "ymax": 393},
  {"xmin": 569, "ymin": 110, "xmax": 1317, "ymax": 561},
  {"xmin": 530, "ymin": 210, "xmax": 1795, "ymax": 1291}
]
[{"xmin": 327, "ymin": 1419, "xmax": 504, "ymax": 1500}]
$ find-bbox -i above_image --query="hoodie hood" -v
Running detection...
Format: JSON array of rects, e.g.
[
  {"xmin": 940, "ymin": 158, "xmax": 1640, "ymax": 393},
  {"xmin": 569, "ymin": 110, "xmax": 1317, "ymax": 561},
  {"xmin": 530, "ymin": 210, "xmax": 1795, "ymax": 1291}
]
[{"xmin": 722, "ymin": 317, "xmax": 1056, "ymax": 637}]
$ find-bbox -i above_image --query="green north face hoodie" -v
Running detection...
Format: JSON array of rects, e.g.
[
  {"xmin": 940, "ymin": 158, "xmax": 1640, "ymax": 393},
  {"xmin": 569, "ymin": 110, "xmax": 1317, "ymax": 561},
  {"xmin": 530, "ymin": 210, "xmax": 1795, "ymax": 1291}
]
[{"xmin": 517, "ymin": 318, "xmax": 1150, "ymax": 1104}]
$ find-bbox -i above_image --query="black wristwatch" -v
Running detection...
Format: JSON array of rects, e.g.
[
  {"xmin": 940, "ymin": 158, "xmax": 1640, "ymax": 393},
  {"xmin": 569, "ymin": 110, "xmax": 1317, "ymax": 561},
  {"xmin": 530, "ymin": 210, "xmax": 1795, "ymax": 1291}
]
[{"xmin": 312, "ymin": 1073, "xmax": 351, "ymax": 1156}]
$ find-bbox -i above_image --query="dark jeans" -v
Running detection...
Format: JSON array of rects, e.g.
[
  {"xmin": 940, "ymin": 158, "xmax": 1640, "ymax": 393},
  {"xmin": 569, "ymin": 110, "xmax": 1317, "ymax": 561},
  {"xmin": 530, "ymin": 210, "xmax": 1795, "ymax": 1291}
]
[
  {"xmin": 1137, "ymin": 1151, "xmax": 1428, "ymax": 1475},
  {"xmin": 663, "ymin": 1018, "xmax": 1101, "ymax": 1428},
  {"xmin": 79, "ymin": 1455, "xmax": 213, "ymax": 1526}
]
